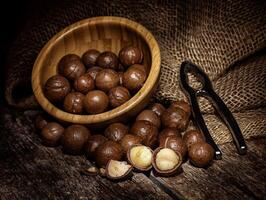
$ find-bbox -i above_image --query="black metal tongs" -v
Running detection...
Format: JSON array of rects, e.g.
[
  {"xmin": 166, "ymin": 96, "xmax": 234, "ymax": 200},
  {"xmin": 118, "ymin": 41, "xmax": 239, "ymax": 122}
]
[{"xmin": 180, "ymin": 61, "xmax": 247, "ymax": 159}]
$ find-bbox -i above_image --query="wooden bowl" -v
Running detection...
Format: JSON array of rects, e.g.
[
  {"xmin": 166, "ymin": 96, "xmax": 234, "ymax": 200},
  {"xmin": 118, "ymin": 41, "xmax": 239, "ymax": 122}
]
[{"xmin": 32, "ymin": 16, "xmax": 161, "ymax": 126}]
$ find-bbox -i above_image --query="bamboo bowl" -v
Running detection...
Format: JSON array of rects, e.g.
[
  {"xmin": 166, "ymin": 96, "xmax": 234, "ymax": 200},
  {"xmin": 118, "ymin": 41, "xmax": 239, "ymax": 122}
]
[{"xmin": 32, "ymin": 16, "xmax": 161, "ymax": 126}]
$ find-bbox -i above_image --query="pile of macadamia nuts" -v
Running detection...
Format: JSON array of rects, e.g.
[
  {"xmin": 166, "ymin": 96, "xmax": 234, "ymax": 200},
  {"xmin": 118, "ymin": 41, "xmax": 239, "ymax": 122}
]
[
  {"xmin": 44, "ymin": 46, "xmax": 146, "ymax": 114},
  {"xmin": 36, "ymin": 100, "xmax": 215, "ymax": 180}
]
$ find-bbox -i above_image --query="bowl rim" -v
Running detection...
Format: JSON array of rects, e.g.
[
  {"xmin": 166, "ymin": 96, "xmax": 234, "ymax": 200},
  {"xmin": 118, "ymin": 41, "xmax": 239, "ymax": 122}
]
[{"xmin": 32, "ymin": 16, "xmax": 161, "ymax": 124}]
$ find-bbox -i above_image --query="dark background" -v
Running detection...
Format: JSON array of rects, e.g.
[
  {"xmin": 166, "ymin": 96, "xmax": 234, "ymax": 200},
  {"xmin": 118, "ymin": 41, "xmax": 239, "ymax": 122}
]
[
  {"xmin": 0, "ymin": 0, "xmax": 33, "ymax": 105},
  {"xmin": 0, "ymin": 0, "xmax": 54, "ymax": 105}
]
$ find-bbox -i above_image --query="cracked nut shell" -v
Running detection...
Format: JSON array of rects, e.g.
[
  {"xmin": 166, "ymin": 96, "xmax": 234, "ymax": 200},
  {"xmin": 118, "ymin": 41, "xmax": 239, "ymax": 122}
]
[
  {"xmin": 152, "ymin": 147, "xmax": 182, "ymax": 176},
  {"xmin": 127, "ymin": 144, "xmax": 153, "ymax": 171},
  {"xmin": 106, "ymin": 160, "xmax": 133, "ymax": 180}
]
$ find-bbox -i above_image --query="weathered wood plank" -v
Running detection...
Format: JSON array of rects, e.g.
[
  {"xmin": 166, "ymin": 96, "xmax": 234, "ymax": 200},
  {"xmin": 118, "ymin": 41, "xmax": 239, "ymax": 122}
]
[
  {"xmin": 1, "ymin": 108, "xmax": 265, "ymax": 200},
  {"xmin": 151, "ymin": 137, "xmax": 266, "ymax": 200},
  {"xmin": 0, "ymin": 109, "xmax": 171, "ymax": 200}
]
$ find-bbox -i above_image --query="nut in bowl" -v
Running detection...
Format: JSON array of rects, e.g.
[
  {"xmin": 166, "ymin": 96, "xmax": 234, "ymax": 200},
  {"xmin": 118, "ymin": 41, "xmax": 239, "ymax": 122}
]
[{"xmin": 32, "ymin": 16, "xmax": 161, "ymax": 126}]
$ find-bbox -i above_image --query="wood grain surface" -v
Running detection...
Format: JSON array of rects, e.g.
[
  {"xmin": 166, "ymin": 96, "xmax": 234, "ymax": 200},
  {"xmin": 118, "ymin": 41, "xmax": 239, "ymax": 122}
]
[
  {"xmin": 151, "ymin": 138, "xmax": 266, "ymax": 200},
  {"xmin": 1, "ymin": 108, "xmax": 265, "ymax": 200},
  {"xmin": 0, "ymin": 109, "xmax": 170, "ymax": 200},
  {"xmin": 31, "ymin": 17, "xmax": 161, "ymax": 126}
]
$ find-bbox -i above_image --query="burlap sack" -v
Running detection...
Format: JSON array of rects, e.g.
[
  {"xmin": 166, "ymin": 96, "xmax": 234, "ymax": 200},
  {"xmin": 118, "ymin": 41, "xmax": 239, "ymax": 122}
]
[{"xmin": 4, "ymin": 0, "xmax": 266, "ymax": 144}]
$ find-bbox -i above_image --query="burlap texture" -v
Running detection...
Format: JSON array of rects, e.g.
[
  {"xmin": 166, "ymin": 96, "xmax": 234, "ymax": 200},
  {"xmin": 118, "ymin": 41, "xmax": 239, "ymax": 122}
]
[{"xmin": 4, "ymin": 0, "xmax": 266, "ymax": 144}]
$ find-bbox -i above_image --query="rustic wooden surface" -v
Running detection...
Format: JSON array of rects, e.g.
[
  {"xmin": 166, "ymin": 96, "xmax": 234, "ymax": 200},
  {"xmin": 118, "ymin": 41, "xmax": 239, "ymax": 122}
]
[
  {"xmin": 151, "ymin": 138, "xmax": 266, "ymax": 200},
  {"xmin": 0, "ymin": 108, "xmax": 170, "ymax": 200},
  {"xmin": 0, "ymin": 108, "xmax": 265, "ymax": 200}
]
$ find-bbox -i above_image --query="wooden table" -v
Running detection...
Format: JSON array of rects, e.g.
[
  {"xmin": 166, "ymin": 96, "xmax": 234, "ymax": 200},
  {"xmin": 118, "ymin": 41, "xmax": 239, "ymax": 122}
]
[{"xmin": 0, "ymin": 108, "xmax": 265, "ymax": 200}]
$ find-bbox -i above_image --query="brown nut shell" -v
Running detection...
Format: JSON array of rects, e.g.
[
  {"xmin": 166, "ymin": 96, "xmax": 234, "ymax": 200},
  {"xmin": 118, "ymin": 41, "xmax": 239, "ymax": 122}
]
[
  {"xmin": 119, "ymin": 134, "xmax": 142, "ymax": 153},
  {"xmin": 86, "ymin": 66, "xmax": 103, "ymax": 80},
  {"xmin": 106, "ymin": 160, "xmax": 133, "ymax": 180},
  {"xmin": 119, "ymin": 46, "xmax": 143, "ymax": 67},
  {"xmin": 84, "ymin": 134, "xmax": 108, "ymax": 159},
  {"xmin": 118, "ymin": 72, "xmax": 124, "ymax": 85},
  {"xmin": 58, "ymin": 54, "xmax": 86, "ymax": 80},
  {"xmin": 130, "ymin": 62, "xmax": 149, "ymax": 75},
  {"xmin": 83, "ymin": 90, "xmax": 109, "ymax": 114},
  {"xmin": 58, "ymin": 54, "xmax": 80, "ymax": 73},
  {"xmin": 130, "ymin": 120, "xmax": 158, "ymax": 148},
  {"xmin": 95, "ymin": 69, "xmax": 119, "ymax": 92},
  {"xmin": 159, "ymin": 135, "xmax": 187, "ymax": 159},
  {"xmin": 81, "ymin": 166, "xmax": 99, "ymax": 176},
  {"xmin": 61, "ymin": 125, "xmax": 90, "ymax": 154},
  {"xmin": 35, "ymin": 114, "xmax": 48, "ymax": 130},
  {"xmin": 127, "ymin": 144, "xmax": 153, "ymax": 171},
  {"xmin": 183, "ymin": 130, "xmax": 205, "ymax": 149},
  {"xmin": 152, "ymin": 147, "xmax": 182, "ymax": 176},
  {"xmin": 159, "ymin": 128, "xmax": 182, "ymax": 142},
  {"xmin": 108, "ymin": 86, "xmax": 131, "ymax": 108},
  {"xmin": 149, "ymin": 103, "xmax": 166, "ymax": 117},
  {"xmin": 96, "ymin": 51, "xmax": 119, "ymax": 70},
  {"xmin": 95, "ymin": 141, "xmax": 123, "ymax": 167},
  {"xmin": 170, "ymin": 100, "xmax": 191, "ymax": 116},
  {"xmin": 136, "ymin": 109, "xmax": 161, "ymax": 128},
  {"xmin": 44, "ymin": 75, "xmax": 71, "ymax": 103},
  {"xmin": 41, "ymin": 122, "xmax": 64, "ymax": 146},
  {"xmin": 104, "ymin": 123, "xmax": 129, "ymax": 142},
  {"xmin": 63, "ymin": 92, "xmax": 85, "ymax": 114},
  {"xmin": 161, "ymin": 107, "xmax": 189, "ymax": 131},
  {"xmin": 73, "ymin": 73, "xmax": 95, "ymax": 94},
  {"xmin": 82, "ymin": 49, "xmax": 100, "ymax": 67},
  {"xmin": 188, "ymin": 142, "xmax": 214, "ymax": 167},
  {"xmin": 122, "ymin": 64, "xmax": 147, "ymax": 91}
]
